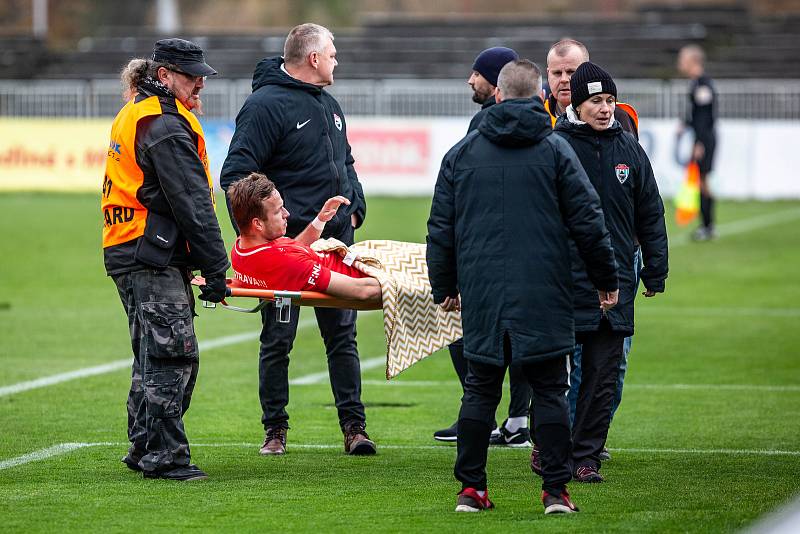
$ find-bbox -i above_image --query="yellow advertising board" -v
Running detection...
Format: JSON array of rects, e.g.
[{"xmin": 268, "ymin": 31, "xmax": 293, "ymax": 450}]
[{"xmin": 0, "ymin": 118, "xmax": 109, "ymax": 191}]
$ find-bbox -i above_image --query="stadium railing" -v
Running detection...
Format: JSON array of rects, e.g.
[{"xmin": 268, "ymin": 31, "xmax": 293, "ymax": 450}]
[{"xmin": 1, "ymin": 79, "xmax": 798, "ymax": 120}]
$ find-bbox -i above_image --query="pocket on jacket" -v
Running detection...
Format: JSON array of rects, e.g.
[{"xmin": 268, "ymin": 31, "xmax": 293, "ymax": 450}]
[{"xmin": 141, "ymin": 302, "xmax": 197, "ymax": 360}]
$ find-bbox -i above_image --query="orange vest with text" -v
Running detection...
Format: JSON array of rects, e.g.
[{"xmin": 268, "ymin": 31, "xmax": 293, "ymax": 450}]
[{"xmin": 101, "ymin": 95, "xmax": 213, "ymax": 248}]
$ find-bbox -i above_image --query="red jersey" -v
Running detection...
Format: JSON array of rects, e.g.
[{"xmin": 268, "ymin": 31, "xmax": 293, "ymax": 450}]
[{"xmin": 231, "ymin": 237, "xmax": 368, "ymax": 292}]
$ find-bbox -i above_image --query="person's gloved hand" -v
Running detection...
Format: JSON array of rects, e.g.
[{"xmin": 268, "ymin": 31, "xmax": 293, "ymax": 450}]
[{"xmin": 199, "ymin": 273, "xmax": 228, "ymax": 303}]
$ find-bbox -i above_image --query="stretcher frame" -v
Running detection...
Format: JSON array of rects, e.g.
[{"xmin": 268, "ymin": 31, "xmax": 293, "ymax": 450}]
[{"xmin": 191, "ymin": 277, "xmax": 381, "ymax": 322}]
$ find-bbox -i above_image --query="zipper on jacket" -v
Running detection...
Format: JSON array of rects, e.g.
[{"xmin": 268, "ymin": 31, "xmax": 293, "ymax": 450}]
[{"xmin": 317, "ymin": 94, "xmax": 341, "ymax": 198}]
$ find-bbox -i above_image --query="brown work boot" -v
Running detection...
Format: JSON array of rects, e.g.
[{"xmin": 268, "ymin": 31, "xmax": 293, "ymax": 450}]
[
  {"xmin": 259, "ymin": 426, "xmax": 287, "ymax": 455},
  {"xmin": 343, "ymin": 421, "xmax": 377, "ymax": 455}
]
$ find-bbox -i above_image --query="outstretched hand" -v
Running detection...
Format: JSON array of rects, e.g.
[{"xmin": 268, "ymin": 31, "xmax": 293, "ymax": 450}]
[{"xmin": 318, "ymin": 196, "xmax": 351, "ymax": 222}]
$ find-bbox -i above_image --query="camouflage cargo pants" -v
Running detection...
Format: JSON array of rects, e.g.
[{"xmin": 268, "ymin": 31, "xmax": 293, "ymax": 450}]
[{"xmin": 113, "ymin": 267, "xmax": 199, "ymax": 473}]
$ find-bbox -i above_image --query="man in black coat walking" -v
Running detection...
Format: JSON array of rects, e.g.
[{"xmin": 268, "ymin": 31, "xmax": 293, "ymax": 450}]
[
  {"xmin": 435, "ymin": 46, "xmax": 535, "ymax": 448},
  {"xmin": 427, "ymin": 59, "xmax": 619, "ymax": 515},
  {"xmin": 220, "ymin": 23, "xmax": 373, "ymax": 457}
]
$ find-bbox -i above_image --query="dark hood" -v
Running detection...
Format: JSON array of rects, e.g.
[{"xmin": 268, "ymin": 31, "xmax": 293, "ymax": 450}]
[
  {"xmin": 251, "ymin": 56, "xmax": 322, "ymax": 94},
  {"xmin": 554, "ymin": 112, "xmax": 623, "ymax": 138},
  {"xmin": 477, "ymin": 98, "xmax": 552, "ymax": 147}
]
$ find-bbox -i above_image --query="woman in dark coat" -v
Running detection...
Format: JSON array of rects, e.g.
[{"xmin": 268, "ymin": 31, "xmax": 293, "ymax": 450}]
[{"xmin": 553, "ymin": 62, "xmax": 669, "ymax": 482}]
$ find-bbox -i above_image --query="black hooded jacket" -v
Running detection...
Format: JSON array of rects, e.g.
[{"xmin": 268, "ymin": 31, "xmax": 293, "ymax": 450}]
[
  {"xmin": 467, "ymin": 95, "xmax": 496, "ymax": 133},
  {"xmin": 220, "ymin": 57, "xmax": 366, "ymax": 239},
  {"xmin": 554, "ymin": 115, "xmax": 669, "ymax": 335},
  {"xmin": 427, "ymin": 98, "xmax": 618, "ymax": 366}
]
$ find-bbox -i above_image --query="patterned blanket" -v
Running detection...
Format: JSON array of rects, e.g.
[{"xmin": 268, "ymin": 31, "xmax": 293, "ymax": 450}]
[{"xmin": 311, "ymin": 239, "xmax": 462, "ymax": 379}]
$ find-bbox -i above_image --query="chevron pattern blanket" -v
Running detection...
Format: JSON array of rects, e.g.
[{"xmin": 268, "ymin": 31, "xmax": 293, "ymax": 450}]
[{"xmin": 311, "ymin": 239, "xmax": 463, "ymax": 379}]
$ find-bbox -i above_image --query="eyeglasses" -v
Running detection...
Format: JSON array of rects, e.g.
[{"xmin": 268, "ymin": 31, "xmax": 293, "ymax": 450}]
[{"xmin": 168, "ymin": 68, "xmax": 206, "ymax": 83}]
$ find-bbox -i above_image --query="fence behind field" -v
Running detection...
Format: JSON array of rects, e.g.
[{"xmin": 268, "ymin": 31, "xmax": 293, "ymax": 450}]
[{"xmin": 1, "ymin": 79, "xmax": 799, "ymax": 120}]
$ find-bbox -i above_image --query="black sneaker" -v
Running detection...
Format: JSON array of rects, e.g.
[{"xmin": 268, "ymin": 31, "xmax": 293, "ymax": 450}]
[
  {"xmin": 542, "ymin": 489, "xmax": 579, "ymax": 514},
  {"xmin": 121, "ymin": 452, "xmax": 142, "ymax": 472},
  {"xmin": 433, "ymin": 421, "xmax": 458, "ymax": 442},
  {"xmin": 489, "ymin": 419, "xmax": 532, "ymax": 447},
  {"xmin": 598, "ymin": 447, "xmax": 611, "ymax": 461},
  {"xmin": 143, "ymin": 464, "xmax": 208, "ymax": 481},
  {"xmin": 574, "ymin": 465, "xmax": 604, "ymax": 483}
]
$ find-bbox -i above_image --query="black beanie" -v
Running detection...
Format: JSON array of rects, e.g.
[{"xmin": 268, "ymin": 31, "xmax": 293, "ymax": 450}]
[
  {"xmin": 472, "ymin": 47, "xmax": 519, "ymax": 87},
  {"xmin": 570, "ymin": 61, "xmax": 617, "ymax": 108}
]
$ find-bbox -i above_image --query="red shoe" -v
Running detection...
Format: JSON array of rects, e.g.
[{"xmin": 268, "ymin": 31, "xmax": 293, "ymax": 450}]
[
  {"xmin": 455, "ymin": 487, "xmax": 495, "ymax": 512},
  {"xmin": 542, "ymin": 488, "xmax": 579, "ymax": 514}
]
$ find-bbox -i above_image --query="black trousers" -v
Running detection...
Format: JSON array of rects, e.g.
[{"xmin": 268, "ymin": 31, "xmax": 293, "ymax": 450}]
[
  {"xmin": 257, "ymin": 224, "xmax": 365, "ymax": 431},
  {"xmin": 449, "ymin": 339, "xmax": 532, "ymax": 419},
  {"xmin": 454, "ymin": 339, "xmax": 572, "ymax": 495},
  {"xmin": 572, "ymin": 320, "xmax": 625, "ymax": 470},
  {"xmin": 114, "ymin": 267, "xmax": 199, "ymax": 472}
]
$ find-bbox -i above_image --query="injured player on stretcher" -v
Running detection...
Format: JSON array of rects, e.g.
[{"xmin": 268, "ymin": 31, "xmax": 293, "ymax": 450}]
[
  {"xmin": 226, "ymin": 172, "xmax": 463, "ymax": 379},
  {"xmin": 228, "ymin": 172, "xmax": 381, "ymax": 301}
]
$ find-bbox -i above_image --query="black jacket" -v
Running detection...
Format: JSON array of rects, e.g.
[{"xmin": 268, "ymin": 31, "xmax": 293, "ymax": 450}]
[
  {"xmin": 686, "ymin": 74, "xmax": 717, "ymax": 148},
  {"xmin": 427, "ymin": 98, "xmax": 618, "ymax": 366},
  {"xmin": 467, "ymin": 95, "xmax": 496, "ymax": 133},
  {"xmin": 220, "ymin": 57, "xmax": 366, "ymax": 239},
  {"xmin": 104, "ymin": 88, "xmax": 230, "ymax": 277},
  {"xmin": 554, "ymin": 115, "xmax": 668, "ymax": 335}
]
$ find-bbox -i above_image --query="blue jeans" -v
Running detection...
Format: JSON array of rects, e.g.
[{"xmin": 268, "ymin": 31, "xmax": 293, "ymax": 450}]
[{"xmin": 568, "ymin": 247, "xmax": 642, "ymax": 425}]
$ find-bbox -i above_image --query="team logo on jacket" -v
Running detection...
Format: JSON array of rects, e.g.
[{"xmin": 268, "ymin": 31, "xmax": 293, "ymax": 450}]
[
  {"xmin": 333, "ymin": 113, "xmax": 342, "ymax": 131},
  {"xmin": 615, "ymin": 164, "xmax": 630, "ymax": 184}
]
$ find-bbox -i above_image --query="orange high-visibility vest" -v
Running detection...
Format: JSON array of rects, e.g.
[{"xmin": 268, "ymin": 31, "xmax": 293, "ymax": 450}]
[
  {"xmin": 544, "ymin": 97, "xmax": 639, "ymax": 133},
  {"xmin": 101, "ymin": 95, "xmax": 213, "ymax": 248}
]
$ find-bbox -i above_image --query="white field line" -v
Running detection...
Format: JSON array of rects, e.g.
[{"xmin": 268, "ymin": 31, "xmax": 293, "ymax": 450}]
[
  {"xmin": 0, "ymin": 442, "xmax": 115, "ymax": 470},
  {"xmin": 670, "ymin": 206, "xmax": 800, "ymax": 247},
  {"xmin": 3, "ymin": 441, "xmax": 800, "ymax": 471},
  {"xmin": 0, "ymin": 318, "xmax": 317, "ymax": 398},
  {"xmin": 289, "ymin": 355, "xmax": 386, "ymax": 385},
  {"xmin": 354, "ymin": 380, "xmax": 800, "ymax": 392},
  {"xmin": 640, "ymin": 306, "xmax": 800, "ymax": 318}
]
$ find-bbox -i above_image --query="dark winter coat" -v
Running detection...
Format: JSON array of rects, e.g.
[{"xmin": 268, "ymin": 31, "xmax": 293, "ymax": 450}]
[
  {"xmin": 220, "ymin": 57, "xmax": 366, "ymax": 239},
  {"xmin": 554, "ymin": 115, "xmax": 669, "ymax": 335},
  {"xmin": 467, "ymin": 95, "xmax": 496, "ymax": 133},
  {"xmin": 427, "ymin": 98, "xmax": 618, "ymax": 366}
]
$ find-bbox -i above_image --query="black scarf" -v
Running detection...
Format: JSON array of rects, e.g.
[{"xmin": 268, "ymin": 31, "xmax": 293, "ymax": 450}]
[{"xmin": 137, "ymin": 75, "xmax": 175, "ymax": 98}]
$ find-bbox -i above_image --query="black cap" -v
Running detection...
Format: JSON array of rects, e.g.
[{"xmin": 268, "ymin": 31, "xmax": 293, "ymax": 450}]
[
  {"xmin": 570, "ymin": 61, "xmax": 617, "ymax": 108},
  {"xmin": 152, "ymin": 38, "xmax": 217, "ymax": 77},
  {"xmin": 472, "ymin": 47, "xmax": 519, "ymax": 87}
]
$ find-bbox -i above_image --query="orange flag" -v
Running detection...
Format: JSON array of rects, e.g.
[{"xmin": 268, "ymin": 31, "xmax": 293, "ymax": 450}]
[{"xmin": 675, "ymin": 161, "xmax": 700, "ymax": 226}]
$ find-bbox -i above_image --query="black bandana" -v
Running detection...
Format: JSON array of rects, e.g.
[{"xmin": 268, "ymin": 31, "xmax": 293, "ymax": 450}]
[{"xmin": 137, "ymin": 75, "xmax": 175, "ymax": 99}]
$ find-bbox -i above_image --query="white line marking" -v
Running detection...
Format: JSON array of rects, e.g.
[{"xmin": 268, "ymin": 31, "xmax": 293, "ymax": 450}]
[
  {"xmin": 4, "ymin": 441, "xmax": 799, "ymax": 470},
  {"xmin": 290, "ymin": 355, "xmax": 386, "ymax": 385},
  {"xmin": 640, "ymin": 306, "xmax": 800, "ymax": 318},
  {"xmin": 625, "ymin": 383, "xmax": 800, "ymax": 392},
  {"xmin": 356, "ymin": 379, "xmax": 800, "ymax": 392},
  {"xmin": 0, "ymin": 442, "xmax": 114, "ymax": 470},
  {"xmin": 671, "ymin": 207, "xmax": 800, "ymax": 247},
  {"xmin": 0, "ymin": 319, "xmax": 317, "ymax": 398}
]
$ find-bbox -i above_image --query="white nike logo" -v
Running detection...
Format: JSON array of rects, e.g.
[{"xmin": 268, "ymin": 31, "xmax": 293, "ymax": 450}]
[{"xmin": 296, "ymin": 119, "xmax": 311, "ymax": 129}]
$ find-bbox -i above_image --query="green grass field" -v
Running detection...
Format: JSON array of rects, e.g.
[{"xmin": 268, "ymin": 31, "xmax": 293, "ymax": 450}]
[{"xmin": 1, "ymin": 192, "xmax": 799, "ymax": 533}]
